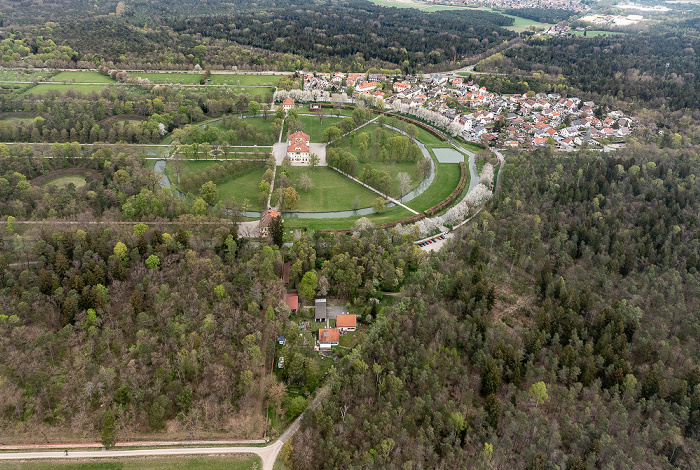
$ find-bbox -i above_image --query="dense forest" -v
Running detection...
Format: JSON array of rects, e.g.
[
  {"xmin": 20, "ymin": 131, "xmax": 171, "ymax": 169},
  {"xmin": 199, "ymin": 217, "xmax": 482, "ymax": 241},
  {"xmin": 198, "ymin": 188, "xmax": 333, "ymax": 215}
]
[
  {"xmin": 0, "ymin": 0, "xmax": 516, "ymax": 71},
  {"xmin": 476, "ymin": 32, "xmax": 700, "ymax": 110},
  {"xmin": 287, "ymin": 144, "xmax": 700, "ymax": 469}
]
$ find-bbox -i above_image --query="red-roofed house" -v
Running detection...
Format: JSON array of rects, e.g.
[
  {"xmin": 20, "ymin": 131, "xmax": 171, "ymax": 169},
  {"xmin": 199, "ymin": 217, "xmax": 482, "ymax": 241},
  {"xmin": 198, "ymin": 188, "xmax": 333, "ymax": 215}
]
[
  {"xmin": 356, "ymin": 81, "xmax": 377, "ymax": 92},
  {"xmin": 282, "ymin": 97, "xmax": 295, "ymax": 112},
  {"xmin": 284, "ymin": 293, "xmax": 298, "ymax": 313},
  {"xmin": 336, "ymin": 314, "xmax": 357, "ymax": 333},
  {"xmin": 259, "ymin": 209, "xmax": 281, "ymax": 237},
  {"xmin": 393, "ymin": 81, "xmax": 410, "ymax": 93},
  {"xmin": 286, "ymin": 131, "xmax": 311, "ymax": 164},
  {"xmin": 318, "ymin": 328, "xmax": 339, "ymax": 349}
]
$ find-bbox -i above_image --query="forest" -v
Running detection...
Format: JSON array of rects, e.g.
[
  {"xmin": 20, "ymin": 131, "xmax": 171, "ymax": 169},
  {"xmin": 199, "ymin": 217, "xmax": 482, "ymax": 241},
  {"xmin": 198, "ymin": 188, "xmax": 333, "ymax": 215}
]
[
  {"xmin": 0, "ymin": 0, "xmax": 516, "ymax": 71},
  {"xmin": 476, "ymin": 32, "xmax": 700, "ymax": 110},
  {"xmin": 285, "ymin": 143, "xmax": 700, "ymax": 469}
]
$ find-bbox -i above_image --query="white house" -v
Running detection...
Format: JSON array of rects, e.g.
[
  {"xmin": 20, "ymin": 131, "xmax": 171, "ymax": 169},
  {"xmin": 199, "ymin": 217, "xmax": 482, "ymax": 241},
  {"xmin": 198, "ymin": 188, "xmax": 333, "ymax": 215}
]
[
  {"xmin": 336, "ymin": 314, "xmax": 357, "ymax": 333},
  {"xmin": 286, "ymin": 131, "xmax": 311, "ymax": 164}
]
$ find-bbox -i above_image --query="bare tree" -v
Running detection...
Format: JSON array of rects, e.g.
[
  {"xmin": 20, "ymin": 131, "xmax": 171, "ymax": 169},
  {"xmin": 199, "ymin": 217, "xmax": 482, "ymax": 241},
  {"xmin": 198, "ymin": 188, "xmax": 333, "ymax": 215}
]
[
  {"xmin": 299, "ymin": 173, "xmax": 314, "ymax": 192},
  {"xmin": 397, "ymin": 172, "xmax": 411, "ymax": 198}
]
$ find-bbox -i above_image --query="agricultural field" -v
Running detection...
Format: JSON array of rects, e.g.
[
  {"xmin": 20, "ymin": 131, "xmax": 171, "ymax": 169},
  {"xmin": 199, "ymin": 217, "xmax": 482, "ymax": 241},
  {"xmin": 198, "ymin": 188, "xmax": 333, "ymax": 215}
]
[
  {"xmin": 22, "ymin": 83, "xmax": 111, "ymax": 95},
  {"xmin": 48, "ymin": 71, "xmax": 115, "ymax": 83},
  {"xmin": 279, "ymin": 166, "xmax": 378, "ymax": 212},
  {"xmin": 0, "ymin": 454, "xmax": 261, "ymax": 470}
]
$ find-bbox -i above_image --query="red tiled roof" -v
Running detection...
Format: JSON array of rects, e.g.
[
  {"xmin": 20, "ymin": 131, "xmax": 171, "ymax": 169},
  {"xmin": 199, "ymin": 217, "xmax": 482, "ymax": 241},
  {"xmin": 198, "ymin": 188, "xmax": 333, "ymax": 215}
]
[
  {"xmin": 336, "ymin": 314, "xmax": 356, "ymax": 328},
  {"xmin": 284, "ymin": 293, "xmax": 298, "ymax": 311},
  {"xmin": 319, "ymin": 328, "xmax": 339, "ymax": 344},
  {"xmin": 260, "ymin": 209, "xmax": 281, "ymax": 227}
]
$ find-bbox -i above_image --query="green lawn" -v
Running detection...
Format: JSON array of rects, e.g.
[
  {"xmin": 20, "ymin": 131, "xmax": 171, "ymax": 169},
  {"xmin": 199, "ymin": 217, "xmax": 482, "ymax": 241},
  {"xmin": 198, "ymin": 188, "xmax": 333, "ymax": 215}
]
[
  {"xmin": 129, "ymin": 72, "xmax": 281, "ymax": 87},
  {"xmin": 279, "ymin": 166, "xmax": 378, "ymax": 212},
  {"xmin": 218, "ymin": 166, "xmax": 269, "ymax": 211},
  {"xmin": 0, "ymin": 454, "xmax": 261, "ymax": 470},
  {"xmin": 48, "ymin": 71, "xmax": 115, "ymax": 83},
  {"xmin": 291, "ymin": 116, "xmax": 345, "ymax": 142},
  {"xmin": 0, "ymin": 70, "xmax": 52, "ymax": 81},
  {"xmin": 0, "ymin": 116, "xmax": 35, "ymax": 124},
  {"xmin": 387, "ymin": 118, "xmax": 445, "ymax": 144},
  {"xmin": 23, "ymin": 83, "xmax": 111, "ymax": 95},
  {"xmin": 357, "ymin": 160, "xmax": 422, "ymax": 199},
  {"xmin": 165, "ymin": 161, "xmax": 268, "ymax": 211},
  {"xmin": 214, "ymin": 116, "xmax": 278, "ymax": 146},
  {"xmin": 298, "ymin": 105, "xmax": 354, "ymax": 117},
  {"xmin": 406, "ymin": 161, "xmax": 463, "ymax": 213},
  {"xmin": 501, "ymin": 14, "xmax": 552, "ymax": 32},
  {"xmin": 41, "ymin": 175, "xmax": 87, "ymax": 189}
]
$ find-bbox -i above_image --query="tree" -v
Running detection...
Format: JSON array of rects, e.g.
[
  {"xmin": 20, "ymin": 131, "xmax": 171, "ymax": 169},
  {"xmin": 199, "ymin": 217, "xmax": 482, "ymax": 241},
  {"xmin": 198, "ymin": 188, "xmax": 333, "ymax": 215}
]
[
  {"xmin": 299, "ymin": 173, "xmax": 314, "ymax": 192},
  {"xmin": 133, "ymin": 223, "xmax": 149, "ymax": 237},
  {"xmin": 283, "ymin": 187, "xmax": 300, "ymax": 210},
  {"xmin": 114, "ymin": 242, "xmax": 128, "ymax": 260},
  {"xmin": 373, "ymin": 197, "xmax": 385, "ymax": 214},
  {"xmin": 529, "ymin": 381, "xmax": 549, "ymax": 407},
  {"xmin": 145, "ymin": 254, "xmax": 160, "ymax": 270},
  {"xmin": 322, "ymin": 126, "xmax": 342, "ymax": 144},
  {"xmin": 299, "ymin": 271, "xmax": 318, "ymax": 301},
  {"xmin": 309, "ymin": 153, "xmax": 320, "ymax": 171},
  {"xmin": 481, "ymin": 358, "xmax": 501, "ymax": 396},
  {"xmin": 192, "ymin": 198, "xmax": 208, "ymax": 215},
  {"xmin": 285, "ymin": 396, "xmax": 307, "ymax": 419},
  {"xmin": 484, "ymin": 394, "xmax": 502, "ymax": 430},
  {"xmin": 397, "ymin": 172, "xmax": 411, "ymax": 198},
  {"xmin": 248, "ymin": 100, "xmax": 261, "ymax": 117},
  {"xmin": 200, "ymin": 181, "xmax": 219, "ymax": 205},
  {"xmin": 270, "ymin": 214, "xmax": 284, "ymax": 247},
  {"xmin": 355, "ymin": 217, "xmax": 374, "ymax": 231},
  {"xmin": 100, "ymin": 410, "xmax": 116, "ymax": 449},
  {"xmin": 6, "ymin": 215, "xmax": 15, "ymax": 233}
]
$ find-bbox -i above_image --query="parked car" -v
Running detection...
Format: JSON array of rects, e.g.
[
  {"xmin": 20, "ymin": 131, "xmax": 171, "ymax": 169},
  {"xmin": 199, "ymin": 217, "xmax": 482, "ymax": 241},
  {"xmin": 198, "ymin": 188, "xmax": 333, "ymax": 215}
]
[{"xmin": 278, "ymin": 357, "xmax": 285, "ymax": 369}]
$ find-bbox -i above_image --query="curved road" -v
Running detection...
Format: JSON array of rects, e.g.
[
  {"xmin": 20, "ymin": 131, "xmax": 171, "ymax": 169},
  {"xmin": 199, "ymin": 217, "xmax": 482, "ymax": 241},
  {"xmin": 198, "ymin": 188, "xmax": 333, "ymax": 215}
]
[{"xmin": 0, "ymin": 386, "xmax": 329, "ymax": 470}]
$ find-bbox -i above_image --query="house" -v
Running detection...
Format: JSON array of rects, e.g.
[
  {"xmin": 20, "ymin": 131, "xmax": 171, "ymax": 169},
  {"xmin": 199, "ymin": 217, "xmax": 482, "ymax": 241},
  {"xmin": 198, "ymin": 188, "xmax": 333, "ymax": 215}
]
[
  {"xmin": 318, "ymin": 328, "xmax": 340, "ymax": 350},
  {"xmin": 356, "ymin": 81, "xmax": 378, "ymax": 93},
  {"xmin": 314, "ymin": 298, "xmax": 349, "ymax": 322},
  {"xmin": 393, "ymin": 81, "xmax": 410, "ymax": 93},
  {"xmin": 284, "ymin": 292, "xmax": 298, "ymax": 313},
  {"xmin": 310, "ymin": 103, "xmax": 322, "ymax": 111},
  {"xmin": 259, "ymin": 209, "xmax": 281, "ymax": 237},
  {"xmin": 336, "ymin": 314, "xmax": 357, "ymax": 333},
  {"xmin": 282, "ymin": 97, "xmax": 295, "ymax": 112},
  {"xmin": 286, "ymin": 131, "xmax": 311, "ymax": 164}
]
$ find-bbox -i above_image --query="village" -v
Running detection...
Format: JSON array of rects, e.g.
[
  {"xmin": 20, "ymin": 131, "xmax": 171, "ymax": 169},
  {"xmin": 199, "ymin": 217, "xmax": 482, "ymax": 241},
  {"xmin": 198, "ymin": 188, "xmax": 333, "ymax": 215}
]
[{"xmin": 299, "ymin": 70, "xmax": 637, "ymax": 152}]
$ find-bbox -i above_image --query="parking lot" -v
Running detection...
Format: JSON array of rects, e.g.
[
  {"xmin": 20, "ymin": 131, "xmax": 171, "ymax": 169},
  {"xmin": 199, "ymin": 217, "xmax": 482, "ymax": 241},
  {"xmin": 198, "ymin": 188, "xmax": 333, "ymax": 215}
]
[{"xmin": 416, "ymin": 233, "xmax": 451, "ymax": 252}]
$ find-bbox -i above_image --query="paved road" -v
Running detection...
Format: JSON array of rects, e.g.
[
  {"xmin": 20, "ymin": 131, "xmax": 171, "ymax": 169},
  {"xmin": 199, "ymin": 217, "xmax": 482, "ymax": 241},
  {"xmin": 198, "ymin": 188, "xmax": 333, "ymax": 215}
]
[{"xmin": 0, "ymin": 386, "xmax": 330, "ymax": 470}]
